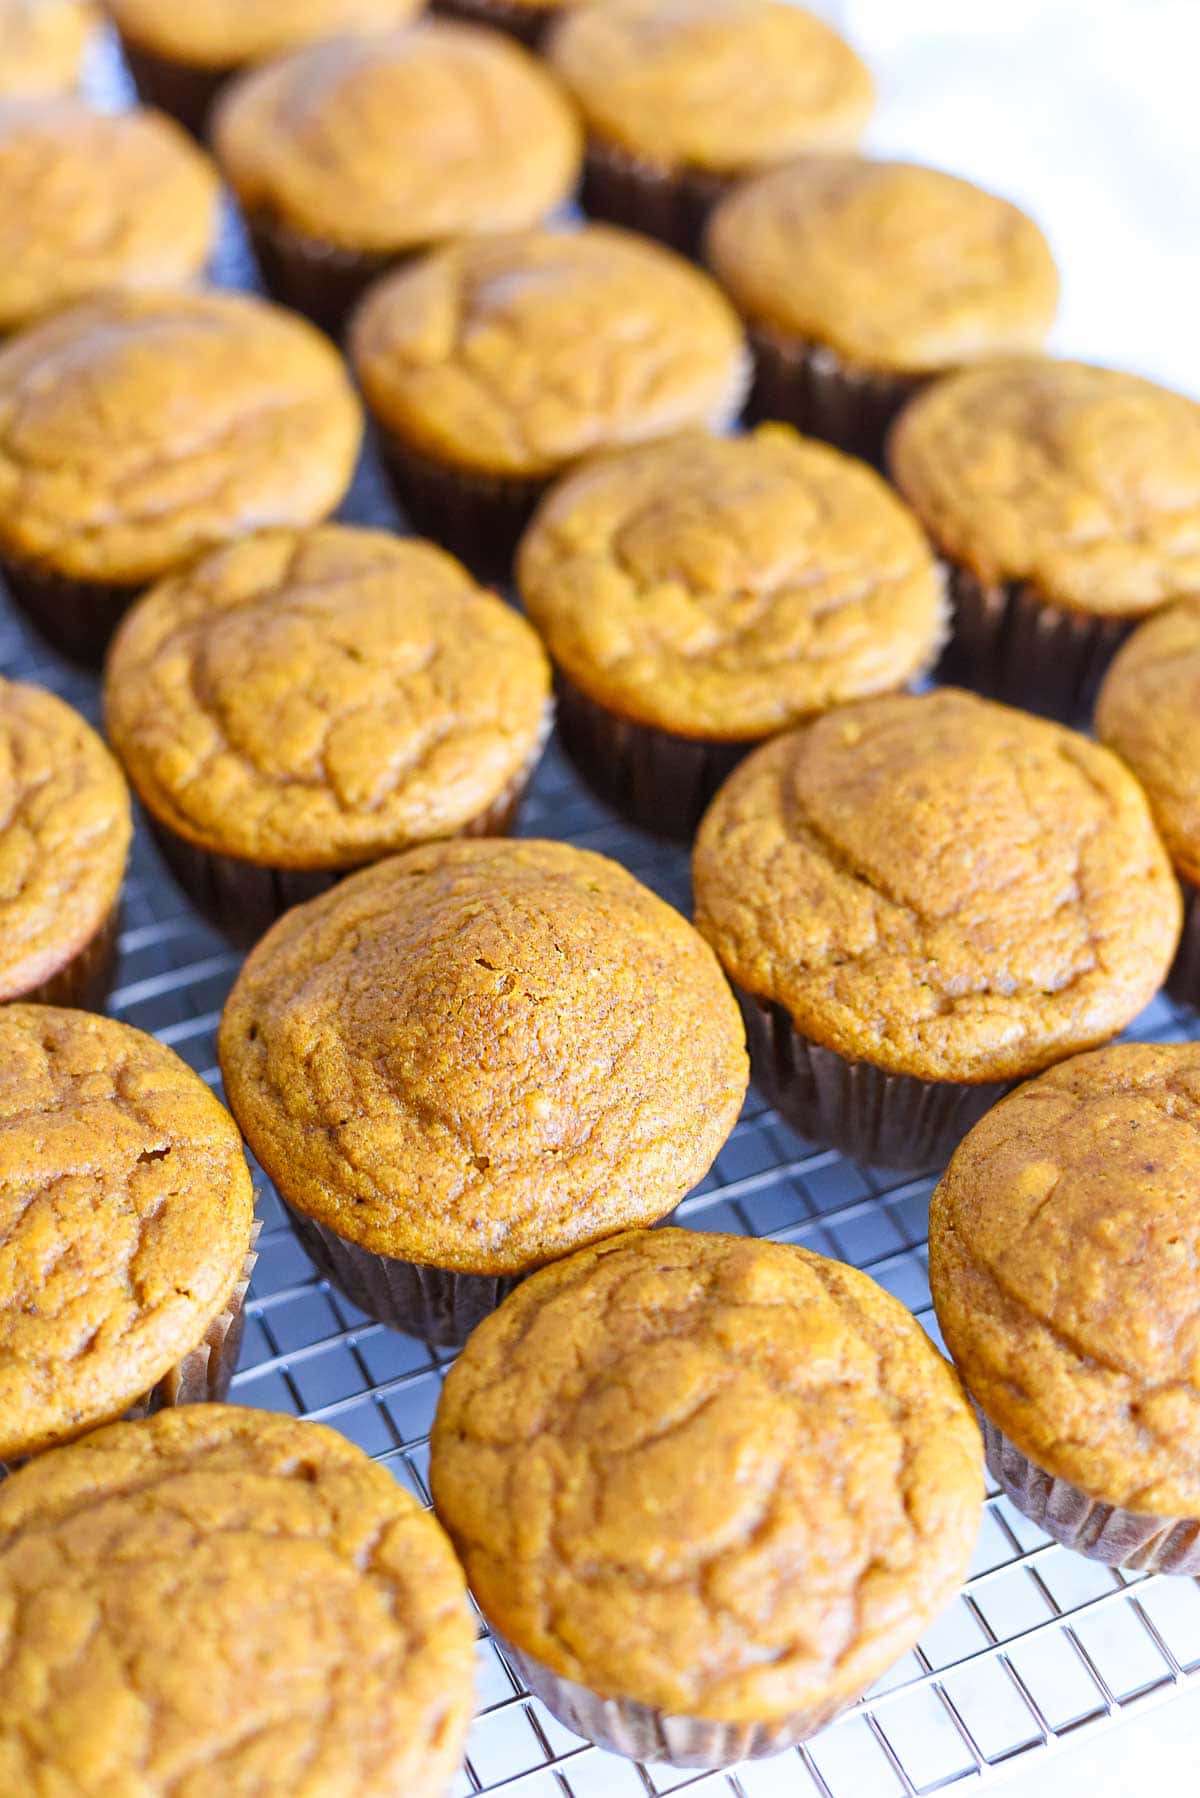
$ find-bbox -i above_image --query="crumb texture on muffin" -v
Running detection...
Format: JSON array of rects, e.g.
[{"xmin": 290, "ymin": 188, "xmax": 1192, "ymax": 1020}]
[
  {"xmin": 930, "ymin": 1043, "xmax": 1200, "ymax": 1516},
  {"xmin": 706, "ymin": 157, "xmax": 1058, "ymax": 373},
  {"xmin": 0, "ymin": 1405, "xmax": 475, "ymax": 1796},
  {"xmin": 0, "ymin": 1007, "xmax": 254, "ymax": 1460},
  {"xmin": 1096, "ymin": 603, "xmax": 1200, "ymax": 885},
  {"xmin": 693, "ymin": 688, "xmax": 1181, "ymax": 1081},
  {"xmin": 219, "ymin": 840, "xmax": 748, "ymax": 1271},
  {"xmin": 0, "ymin": 679, "xmax": 130, "ymax": 1001},
  {"xmin": 432, "ymin": 1227, "xmax": 981, "ymax": 1720},
  {"xmin": 518, "ymin": 425, "xmax": 946, "ymax": 738},
  {"xmin": 0, "ymin": 0, "xmax": 94, "ymax": 97},
  {"xmin": 107, "ymin": 0, "xmax": 423, "ymax": 65},
  {"xmin": 890, "ymin": 359, "xmax": 1200, "ymax": 614},
  {"xmin": 106, "ymin": 527, "xmax": 551, "ymax": 868}
]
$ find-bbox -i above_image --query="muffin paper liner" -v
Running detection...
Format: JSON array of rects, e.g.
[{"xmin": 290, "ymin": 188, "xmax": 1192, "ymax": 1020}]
[
  {"xmin": 744, "ymin": 323, "xmax": 923, "ymax": 470},
  {"xmin": 981, "ymin": 1414, "xmax": 1200, "ymax": 1575},
  {"xmin": 19, "ymin": 902, "xmax": 120, "ymax": 1012},
  {"xmin": 935, "ymin": 564, "xmax": 1134, "ymax": 725},
  {"xmin": 1, "ymin": 555, "xmax": 144, "ymax": 666},
  {"xmin": 430, "ymin": 0, "xmax": 551, "ymax": 47},
  {"xmin": 375, "ymin": 429, "xmax": 551, "ymax": 582},
  {"xmin": 1167, "ymin": 876, "xmax": 1200, "ymax": 1008},
  {"xmin": 245, "ymin": 212, "xmax": 401, "ymax": 340},
  {"xmin": 581, "ymin": 138, "xmax": 733, "ymax": 258},
  {"xmin": 738, "ymin": 991, "xmax": 1011, "ymax": 1171},
  {"xmin": 116, "ymin": 35, "xmax": 227, "ymax": 141},
  {"xmin": 285, "ymin": 1205, "xmax": 522, "ymax": 1349},
  {"xmin": 502, "ymin": 1640, "xmax": 849, "ymax": 1767}
]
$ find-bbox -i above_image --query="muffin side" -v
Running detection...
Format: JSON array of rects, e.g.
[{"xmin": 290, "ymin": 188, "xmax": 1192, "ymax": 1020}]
[{"xmin": 0, "ymin": 0, "xmax": 95, "ymax": 98}]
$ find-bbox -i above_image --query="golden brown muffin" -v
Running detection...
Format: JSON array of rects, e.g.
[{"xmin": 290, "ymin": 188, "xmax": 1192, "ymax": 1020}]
[
  {"xmin": 213, "ymin": 23, "xmax": 582, "ymax": 332},
  {"xmin": 547, "ymin": 0, "xmax": 872, "ymax": 254},
  {"xmin": 351, "ymin": 224, "xmax": 749, "ymax": 572},
  {"xmin": 0, "ymin": 1007, "xmax": 256, "ymax": 1463},
  {"xmin": 0, "ymin": 289, "xmax": 362, "ymax": 661},
  {"xmin": 706, "ymin": 157, "xmax": 1058, "ymax": 465},
  {"xmin": 930, "ymin": 1043, "xmax": 1200, "ymax": 1571},
  {"xmin": 0, "ymin": 99, "xmax": 220, "ymax": 334},
  {"xmin": 518, "ymin": 425, "xmax": 946, "ymax": 834},
  {"xmin": 105, "ymin": 526, "xmax": 553, "ymax": 942},
  {"xmin": 432, "ymin": 1227, "xmax": 982, "ymax": 1764},
  {"xmin": 890, "ymin": 359, "xmax": 1200, "ymax": 721},
  {"xmin": 0, "ymin": 0, "xmax": 94, "ymax": 97},
  {"xmin": 219, "ymin": 840, "xmax": 748, "ymax": 1342},
  {"xmin": 0, "ymin": 1405, "xmax": 475, "ymax": 1795},
  {"xmin": 693, "ymin": 688, "xmax": 1181, "ymax": 1166},
  {"xmin": 0, "ymin": 680, "xmax": 130, "ymax": 1008}
]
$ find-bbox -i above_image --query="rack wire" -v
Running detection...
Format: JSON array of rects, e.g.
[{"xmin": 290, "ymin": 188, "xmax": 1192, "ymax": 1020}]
[{"xmin": 8, "ymin": 36, "xmax": 1200, "ymax": 1794}]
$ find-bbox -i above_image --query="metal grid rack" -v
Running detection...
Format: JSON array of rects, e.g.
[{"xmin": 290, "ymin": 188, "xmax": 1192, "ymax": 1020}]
[{"xmin": 9, "ymin": 37, "xmax": 1200, "ymax": 1795}]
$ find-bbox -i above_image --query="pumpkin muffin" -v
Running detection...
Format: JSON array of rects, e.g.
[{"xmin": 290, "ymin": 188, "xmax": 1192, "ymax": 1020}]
[
  {"xmin": 219, "ymin": 840, "xmax": 748, "ymax": 1345},
  {"xmin": 105, "ymin": 526, "xmax": 553, "ymax": 946},
  {"xmin": 0, "ymin": 680, "xmax": 130, "ymax": 1010},
  {"xmin": 706, "ymin": 157, "xmax": 1059, "ymax": 468},
  {"xmin": 890, "ymin": 359, "xmax": 1200, "ymax": 722},
  {"xmin": 0, "ymin": 289, "xmax": 361, "ymax": 662},
  {"xmin": 0, "ymin": 0, "xmax": 94, "ymax": 97},
  {"xmin": 213, "ymin": 23, "xmax": 581, "ymax": 334},
  {"xmin": 517, "ymin": 425, "xmax": 947, "ymax": 837},
  {"xmin": 432, "ymin": 1227, "xmax": 982, "ymax": 1766},
  {"xmin": 0, "ymin": 1007, "xmax": 257, "ymax": 1469},
  {"xmin": 0, "ymin": 99, "xmax": 220, "ymax": 335},
  {"xmin": 546, "ymin": 0, "xmax": 872, "ymax": 255},
  {"xmin": 931, "ymin": 1043, "xmax": 1200, "ymax": 1574},
  {"xmin": 350, "ymin": 224, "xmax": 749, "ymax": 574},
  {"xmin": 693, "ymin": 688, "xmax": 1181, "ymax": 1170},
  {"xmin": 0, "ymin": 1406, "xmax": 475, "ymax": 1795},
  {"xmin": 108, "ymin": 0, "xmax": 425, "ymax": 138}
]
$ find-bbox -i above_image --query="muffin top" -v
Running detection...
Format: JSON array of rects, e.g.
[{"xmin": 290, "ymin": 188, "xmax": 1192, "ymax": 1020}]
[
  {"xmin": 107, "ymin": 0, "xmax": 422, "ymax": 66},
  {"xmin": 0, "ymin": 1406, "xmax": 474, "ymax": 1796},
  {"xmin": 432, "ymin": 1227, "xmax": 981, "ymax": 1721},
  {"xmin": 693, "ymin": 689, "xmax": 1180, "ymax": 1083},
  {"xmin": 931, "ymin": 1043, "xmax": 1200, "ymax": 1516},
  {"xmin": 0, "ymin": 99, "xmax": 220, "ymax": 333},
  {"xmin": 0, "ymin": 0, "xmax": 93, "ymax": 97},
  {"xmin": 1096, "ymin": 604, "xmax": 1200, "ymax": 885},
  {"xmin": 546, "ymin": 0, "xmax": 872, "ymax": 175},
  {"xmin": 351, "ymin": 225, "xmax": 749, "ymax": 479},
  {"xmin": 890, "ymin": 359, "xmax": 1200, "ymax": 616},
  {"xmin": 706, "ymin": 157, "xmax": 1059, "ymax": 375},
  {"xmin": 518, "ymin": 426, "xmax": 946, "ymax": 740},
  {"xmin": 213, "ymin": 23, "xmax": 581, "ymax": 254},
  {"xmin": 0, "ymin": 290, "xmax": 361, "ymax": 585},
  {"xmin": 0, "ymin": 680, "xmax": 130, "ymax": 1003},
  {"xmin": 0, "ymin": 1007, "xmax": 255, "ymax": 1461},
  {"xmin": 219, "ymin": 840, "xmax": 748, "ymax": 1273},
  {"xmin": 105, "ymin": 527, "xmax": 552, "ymax": 869}
]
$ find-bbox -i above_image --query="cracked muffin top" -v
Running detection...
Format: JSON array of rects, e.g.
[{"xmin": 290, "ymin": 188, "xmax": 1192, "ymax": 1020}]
[
  {"xmin": 213, "ymin": 23, "xmax": 581, "ymax": 255},
  {"xmin": 107, "ymin": 0, "xmax": 423, "ymax": 67},
  {"xmin": 0, "ymin": 1406, "xmax": 474, "ymax": 1796},
  {"xmin": 546, "ymin": 0, "xmax": 872, "ymax": 175},
  {"xmin": 219, "ymin": 840, "xmax": 748, "ymax": 1273},
  {"xmin": 0, "ymin": 0, "xmax": 93, "ymax": 97},
  {"xmin": 889, "ymin": 359, "xmax": 1200, "ymax": 616},
  {"xmin": 432, "ymin": 1227, "xmax": 981, "ymax": 1721},
  {"xmin": 0, "ymin": 680, "xmax": 130, "ymax": 1004},
  {"xmin": 0, "ymin": 289, "xmax": 361, "ymax": 586},
  {"xmin": 706, "ymin": 158, "xmax": 1058, "ymax": 375},
  {"xmin": 930, "ymin": 1044, "xmax": 1200, "ymax": 1515},
  {"xmin": 0, "ymin": 99, "xmax": 220, "ymax": 333},
  {"xmin": 350, "ymin": 225, "xmax": 748, "ymax": 480},
  {"xmin": 0, "ymin": 1007, "xmax": 254, "ymax": 1461},
  {"xmin": 517, "ymin": 425, "xmax": 946, "ymax": 739},
  {"xmin": 693, "ymin": 688, "xmax": 1180, "ymax": 1082},
  {"xmin": 1095, "ymin": 603, "xmax": 1200, "ymax": 886},
  {"xmin": 105, "ymin": 526, "xmax": 552, "ymax": 870}
]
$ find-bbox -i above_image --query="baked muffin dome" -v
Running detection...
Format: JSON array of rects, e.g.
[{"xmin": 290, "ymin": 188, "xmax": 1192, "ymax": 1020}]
[
  {"xmin": 0, "ymin": 0, "xmax": 94, "ymax": 97},
  {"xmin": 1096, "ymin": 603, "xmax": 1200, "ymax": 886},
  {"xmin": 108, "ymin": 0, "xmax": 424, "ymax": 66}
]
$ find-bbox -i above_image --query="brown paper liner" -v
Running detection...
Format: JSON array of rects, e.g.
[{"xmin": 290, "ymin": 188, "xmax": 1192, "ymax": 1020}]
[
  {"xmin": 503, "ymin": 1640, "xmax": 849, "ymax": 1767},
  {"xmin": 744, "ymin": 323, "xmax": 923, "ymax": 470},
  {"xmin": 1167, "ymin": 876, "xmax": 1200, "ymax": 1008},
  {"xmin": 116, "ymin": 35, "xmax": 228, "ymax": 141},
  {"xmin": 981, "ymin": 1414, "xmax": 1200, "ymax": 1575},
  {"xmin": 17, "ymin": 902, "xmax": 120, "ymax": 1012},
  {"xmin": 935, "ymin": 564, "xmax": 1135, "ymax": 725},
  {"xmin": 739, "ymin": 991, "xmax": 1012, "ymax": 1171},
  {"xmin": 431, "ymin": 0, "xmax": 553, "ymax": 47},
  {"xmin": 555, "ymin": 674, "xmax": 750, "ymax": 839},
  {"xmin": 374, "ymin": 429, "xmax": 549, "ymax": 582},
  {"xmin": 581, "ymin": 137, "xmax": 733, "ymax": 259},
  {"xmin": 245, "ymin": 212, "xmax": 401, "ymax": 340},
  {"xmin": 1, "ymin": 555, "xmax": 144, "ymax": 666},
  {"xmin": 285, "ymin": 1204, "xmax": 521, "ymax": 1349}
]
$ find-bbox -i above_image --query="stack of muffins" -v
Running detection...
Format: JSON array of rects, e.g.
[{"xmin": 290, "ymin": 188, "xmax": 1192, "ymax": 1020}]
[{"xmin": 0, "ymin": 1, "xmax": 1197, "ymax": 1791}]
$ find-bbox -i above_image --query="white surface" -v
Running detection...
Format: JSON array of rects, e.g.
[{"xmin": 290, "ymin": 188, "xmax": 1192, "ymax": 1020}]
[{"xmin": 1000, "ymin": 1689, "xmax": 1200, "ymax": 1796}]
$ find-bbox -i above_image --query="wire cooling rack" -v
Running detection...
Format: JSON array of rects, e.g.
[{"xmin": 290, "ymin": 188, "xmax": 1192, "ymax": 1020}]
[{"xmin": 10, "ymin": 32, "xmax": 1200, "ymax": 1796}]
